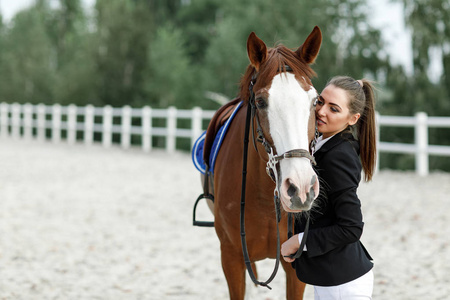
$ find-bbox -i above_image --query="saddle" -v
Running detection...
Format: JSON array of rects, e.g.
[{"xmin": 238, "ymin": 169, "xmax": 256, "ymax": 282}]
[
  {"xmin": 192, "ymin": 97, "xmax": 243, "ymax": 174},
  {"xmin": 192, "ymin": 97, "xmax": 242, "ymax": 227},
  {"xmin": 203, "ymin": 97, "xmax": 241, "ymax": 166}
]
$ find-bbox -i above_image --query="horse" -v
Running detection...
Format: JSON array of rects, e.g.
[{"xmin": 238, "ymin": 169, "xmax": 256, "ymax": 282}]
[{"xmin": 204, "ymin": 26, "xmax": 322, "ymax": 300}]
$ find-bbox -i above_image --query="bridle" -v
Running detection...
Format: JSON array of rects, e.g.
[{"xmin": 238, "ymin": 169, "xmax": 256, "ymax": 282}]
[
  {"xmin": 240, "ymin": 68, "xmax": 318, "ymax": 289},
  {"xmin": 250, "ymin": 77, "xmax": 317, "ymax": 184}
]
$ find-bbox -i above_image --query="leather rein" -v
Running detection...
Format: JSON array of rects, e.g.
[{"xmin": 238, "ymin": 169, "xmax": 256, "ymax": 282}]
[{"xmin": 240, "ymin": 69, "xmax": 317, "ymax": 289}]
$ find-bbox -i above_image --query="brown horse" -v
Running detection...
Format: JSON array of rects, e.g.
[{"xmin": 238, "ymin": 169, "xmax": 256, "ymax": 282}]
[{"xmin": 206, "ymin": 27, "xmax": 322, "ymax": 299}]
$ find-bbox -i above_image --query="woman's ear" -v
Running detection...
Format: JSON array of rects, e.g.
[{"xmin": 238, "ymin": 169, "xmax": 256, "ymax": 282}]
[{"xmin": 348, "ymin": 113, "xmax": 361, "ymax": 126}]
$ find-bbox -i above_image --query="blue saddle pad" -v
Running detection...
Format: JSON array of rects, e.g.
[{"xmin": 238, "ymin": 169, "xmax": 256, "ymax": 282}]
[{"xmin": 192, "ymin": 101, "xmax": 243, "ymax": 174}]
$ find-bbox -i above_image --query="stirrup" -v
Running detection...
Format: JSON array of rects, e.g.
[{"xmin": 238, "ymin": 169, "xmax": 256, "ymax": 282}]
[{"xmin": 193, "ymin": 193, "xmax": 214, "ymax": 227}]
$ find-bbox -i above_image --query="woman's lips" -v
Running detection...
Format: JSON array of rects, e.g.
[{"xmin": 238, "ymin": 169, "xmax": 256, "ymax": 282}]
[{"xmin": 317, "ymin": 118, "xmax": 326, "ymax": 125}]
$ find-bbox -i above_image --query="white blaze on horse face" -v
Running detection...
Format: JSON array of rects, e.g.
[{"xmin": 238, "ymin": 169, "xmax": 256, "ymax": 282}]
[
  {"xmin": 267, "ymin": 73, "xmax": 319, "ymax": 211},
  {"xmin": 268, "ymin": 73, "xmax": 312, "ymax": 152}
]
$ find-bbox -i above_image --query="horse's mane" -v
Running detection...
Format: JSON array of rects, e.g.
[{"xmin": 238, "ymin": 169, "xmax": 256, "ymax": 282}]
[{"xmin": 238, "ymin": 44, "xmax": 317, "ymax": 102}]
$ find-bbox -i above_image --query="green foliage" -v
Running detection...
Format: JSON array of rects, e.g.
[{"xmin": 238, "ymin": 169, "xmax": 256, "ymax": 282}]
[
  {"xmin": 379, "ymin": 0, "xmax": 450, "ymax": 171},
  {"xmin": 385, "ymin": 0, "xmax": 450, "ymax": 115},
  {"xmin": 399, "ymin": 0, "xmax": 450, "ymax": 73},
  {"xmin": 145, "ymin": 24, "xmax": 201, "ymax": 108},
  {"xmin": 51, "ymin": 0, "xmax": 99, "ymax": 105},
  {"xmin": 0, "ymin": 4, "xmax": 55, "ymax": 104},
  {"xmin": 93, "ymin": 0, "xmax": 154, "ymax": 107},
  {"xmin": 192, "ymin": 0, "xmax": 387, "ymax": 106},
  {"xmin": 0, "ymin": 0, "xmax": 449, "ymax": 170},
  {"xmin": 0, "ymin": 0, "xmax": 388, "ymax": 107}
]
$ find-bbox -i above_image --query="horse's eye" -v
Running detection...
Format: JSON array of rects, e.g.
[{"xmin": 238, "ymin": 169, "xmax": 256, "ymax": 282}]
[
  {"xmin": 256, "ymin": 98, "xmax": 267, "ymax": 109},
  {"xmin": 313, "ymin": 96, "xmax": 319, "ymax": 107}
]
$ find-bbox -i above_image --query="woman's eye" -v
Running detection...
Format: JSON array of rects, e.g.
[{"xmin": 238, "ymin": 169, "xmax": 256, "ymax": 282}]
[
  {"xmin": 317, "ymin": 99, "xmax": 324, "ymax": 106},
  {"xmin": 331, "ymin": 107, "xmax": 339, "ymax": 113}
]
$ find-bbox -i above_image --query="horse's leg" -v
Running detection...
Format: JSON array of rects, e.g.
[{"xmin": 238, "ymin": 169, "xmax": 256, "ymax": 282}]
[
  {"xmin": 219, "ymin": 240, "xmax": 247, "ymax": 300},
  {"xmin": 281, "ymin": 260, "xmax": 306, "ymax": 300}
]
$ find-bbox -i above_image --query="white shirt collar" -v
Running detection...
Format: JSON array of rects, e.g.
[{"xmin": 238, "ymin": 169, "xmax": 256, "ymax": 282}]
[{"xmin": 312, "ymin": 135, "xmax": 334, "ymax": 154}]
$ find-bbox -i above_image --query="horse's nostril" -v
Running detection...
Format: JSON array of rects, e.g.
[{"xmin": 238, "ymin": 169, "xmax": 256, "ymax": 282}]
[{"xmin": 287, "ymin": 183, "xmax": 298, "ymax": 197}]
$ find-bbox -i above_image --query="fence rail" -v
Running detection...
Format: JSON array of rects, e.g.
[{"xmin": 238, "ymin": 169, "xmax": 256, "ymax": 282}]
[
  {"xmin": 1, "ymin": 102, "xmax": 450, "ymax": 176},
  {"xmin": 0, "ymin": 103, "xmax": 214, "ymax": 153}
]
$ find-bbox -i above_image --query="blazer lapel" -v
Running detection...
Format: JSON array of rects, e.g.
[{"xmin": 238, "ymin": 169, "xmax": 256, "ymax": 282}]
[{"xmin": 313, "ymin": 132, "xmax": 354, "ymax": 163}]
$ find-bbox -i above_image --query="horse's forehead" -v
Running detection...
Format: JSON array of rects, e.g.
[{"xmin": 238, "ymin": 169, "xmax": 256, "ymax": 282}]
[
  {"xmin": 265, "ymin": 73, "xmax": 315, "ymax": 153},
  {"xmin": 268, "ymin": 73, "xmax": 316, "ymax": 101}
]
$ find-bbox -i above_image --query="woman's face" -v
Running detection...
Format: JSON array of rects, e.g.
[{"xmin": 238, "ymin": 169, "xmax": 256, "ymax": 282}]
[{"xmin": 316, "ymin": 84, "xmax": 360, "ymax": 139}]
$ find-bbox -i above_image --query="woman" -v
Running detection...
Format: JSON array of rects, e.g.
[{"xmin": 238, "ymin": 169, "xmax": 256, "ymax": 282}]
[{"xmin": 281, "ymin": 76, "xmax": 376, "ymax": 299}]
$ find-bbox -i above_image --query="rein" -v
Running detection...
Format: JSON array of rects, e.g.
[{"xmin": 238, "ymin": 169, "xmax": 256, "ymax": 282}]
[
  {"xmin": 240, "ymin": 83, "xmax": 279, "ymax": 288},
  {"xmin": 240, "ymin": 71, "xmax": 315, "ymax": 289}
]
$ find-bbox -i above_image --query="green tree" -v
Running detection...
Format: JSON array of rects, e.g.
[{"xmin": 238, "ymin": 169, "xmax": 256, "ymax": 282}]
[
  {"xmin": 193, "ymin": 0, "xmax": 386, "ymax": 105},
  {"xmin": 381, "ymin": 0, "xmax": 450, "ymax": 171},
  {"xmin": 399, "ymin": 0, "xmax": 450, "ymax": 75},
  {"xmin": 150, "ymin": 0, "xmax": 184, "ymax": 26},
  {"xmin": 176, "ymin": 0, "xmax": 221, "ymax": 63},
  {"xmin": 385, "ymin": 0, "xmax": 450, "ymax": 116},
  {"xmin": 93, "ymin": 0, "xmax": 154, "ymax": 107},
  {"xmin": 49, "ymin": 0, "xmax": 98, "ymax": 105},
  {"xmin": 0, "ymin": 2, "xmax": 55, "ymax": 104},
  {"xmin": 145, "ymin": 25, "xmax": 199, "ymax": 108}
]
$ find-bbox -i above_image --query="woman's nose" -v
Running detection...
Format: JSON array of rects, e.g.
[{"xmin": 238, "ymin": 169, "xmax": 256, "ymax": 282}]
[{"xmin": 316, "ymin": 106, "xmax": 324, "ymax": 116}]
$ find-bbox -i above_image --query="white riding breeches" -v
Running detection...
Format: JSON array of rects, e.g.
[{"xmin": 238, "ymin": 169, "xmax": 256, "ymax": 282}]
[{"xmin": 314, "ymin": 269, "xmax": 374, "ymax": 300}]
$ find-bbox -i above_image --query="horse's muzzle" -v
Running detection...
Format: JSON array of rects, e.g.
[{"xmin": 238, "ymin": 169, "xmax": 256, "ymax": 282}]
[{"xmin": 281, "ymin": 175, "xmax": 318, "ymax": 212}]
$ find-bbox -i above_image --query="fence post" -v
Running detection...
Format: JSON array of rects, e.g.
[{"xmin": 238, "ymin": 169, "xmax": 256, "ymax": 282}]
[
  {"xmin": 191, "ymin": 107, "xmax": 203, "ymax": 149},
  {"xmin": 37, "ymin": 104, "xmax": 46, "ymax": 141},
  {"xmin": 84, "ymin": 105, "xmax": 94, "ymax": 146},
  {"xmin": 67, "ymin": 104, "xmax": 77, "ymax": 145},
  {"xmin": 0, "ymin": 103, "xmax": 8, "ymax": 138},
  {"xmin": 52, "ymin": 104, "xmax": 61, "ymax": 144},
  {"xmin": 142, "ymin": 106, "xmax": 152, "ymax": 152},
  {"xmin": 121, "ymin": 106, "xmax": 131, "ymax": 149},
  {"xmin": 102, "ymin": 105, "xmax": 113, "ymax": 148},
  {"xmin": 415, "ymin": 112, "xmax": 429, "ymax": 176},
  {"xmin": 23, "ymin": 103, "xmax": 33, "ymax": 140},
  {"xmin": 11, "ymin": 103, "xmax": 21, "ymax": 139},
  {"xmin": 167, "ymin": 106, "xmax": 177, "ymax": 153}
]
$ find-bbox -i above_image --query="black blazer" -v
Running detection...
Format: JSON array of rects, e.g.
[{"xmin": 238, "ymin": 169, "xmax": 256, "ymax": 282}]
[{"xmin": 292, "ymin": 131, "xmax": 373, "ymax": 286}]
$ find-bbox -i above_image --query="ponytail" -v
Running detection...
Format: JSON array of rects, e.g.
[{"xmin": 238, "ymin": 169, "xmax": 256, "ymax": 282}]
[
  {"xmin": 327, "ymin": 76, "xmax": 377, "ymax": 181},
  {"xmin": 358, "ymin": 79, "xmax": 376, "ymax": 181}
]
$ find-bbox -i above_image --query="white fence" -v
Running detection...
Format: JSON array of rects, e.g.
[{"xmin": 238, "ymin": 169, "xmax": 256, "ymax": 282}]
[
  {"xmin": 376, "ymin": 112, "xmax": 450, "ymax": 176},
  {"xmin": 0, "ymin": 103, "xmax": 214, "ymax": 153},
  {"xmin": 1, "ymin": 102, "xmax": 450, "ymax": 176}
]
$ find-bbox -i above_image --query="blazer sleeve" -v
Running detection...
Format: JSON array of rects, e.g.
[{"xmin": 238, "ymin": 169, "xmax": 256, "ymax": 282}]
[{"xmin": 305, "ymin": 142, "xmax": 364, "ymax": 258}]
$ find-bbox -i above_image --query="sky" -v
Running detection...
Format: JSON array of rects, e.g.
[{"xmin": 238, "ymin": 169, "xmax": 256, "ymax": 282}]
[
  {"xmin": 367, "ymin": 0, "xmax": 413, "ymax": 75},
  {"xmin": 0, "ymin": 0, "xmax": 415, "ymax": 75},
  {"xmin": 0, "ymin": 0, "xmax": 94, "ymax": 19}
]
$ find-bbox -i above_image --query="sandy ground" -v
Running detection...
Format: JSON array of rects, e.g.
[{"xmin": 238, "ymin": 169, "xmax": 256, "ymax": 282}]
[{"xmin": 1, "ymin": 138, "xmax": 449, "ymax": 300}]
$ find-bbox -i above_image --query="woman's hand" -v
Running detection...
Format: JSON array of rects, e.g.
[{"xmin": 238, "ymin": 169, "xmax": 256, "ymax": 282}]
[{"xmin": 281, "ymin": 234, "xmax": 300, "ymax": 263}]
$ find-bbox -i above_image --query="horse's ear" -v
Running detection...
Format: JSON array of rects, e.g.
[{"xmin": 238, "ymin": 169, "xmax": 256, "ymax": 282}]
[
  {"xmin": 296, "ymin": 26, "xmax": 322, "ymax": 64},
  {"xmin": 247, "ymin": 32, "xmax": 267, "ymax": 72}
]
